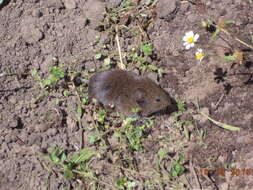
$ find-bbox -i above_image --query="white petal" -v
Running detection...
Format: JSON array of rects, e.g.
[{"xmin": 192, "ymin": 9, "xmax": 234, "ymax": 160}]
[
  {"xmin": 194, "ymin": 34, "xmax": 199, "ymax": 41},
  {"xmin": 190, "ymin": 43, "xmax": 195, "ymax": 48},
  {"xmin": 197, "ymin": 48, "xmax": 202, "ymax": 53},
  {"xmin": 183, "ymin": 42, "xmax": 189, "ymax": 46},
  {"xmin": 185, "ymin": 44, "xmax": 191, "ymax": 49},
  {"xmin": 183, "ymin": 36, "xmax": 188, "ymax": 41},
  {"xmin": 186, "ymin": 31, "xmax": 194, "ymax": 37}
]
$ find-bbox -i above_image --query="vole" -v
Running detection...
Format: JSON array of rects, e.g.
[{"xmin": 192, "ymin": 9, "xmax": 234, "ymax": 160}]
[{"xmin": 88, "ymin": 69, "xmax": 173, "ymax": 117}]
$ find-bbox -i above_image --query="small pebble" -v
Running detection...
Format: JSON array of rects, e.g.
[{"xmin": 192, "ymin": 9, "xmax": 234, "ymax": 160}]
[
  {"xmin": 62, "ymin": 0, "xmax": 76, "ymax": 9},
  {"xmin": 32, "ymin": 9, "xmax": 43, "ymax": 17}
]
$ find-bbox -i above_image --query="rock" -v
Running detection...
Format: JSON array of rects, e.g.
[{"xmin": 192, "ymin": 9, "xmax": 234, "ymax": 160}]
[
  {"xmin": 47, "ymin": 128, "xmax": 58, "ymax": 137},
  {"xmin": 43, "ymin": 0, "xmax": 64, "ymax": 9},
  {"xmin": 28, "ymin": 134, "xmax": 42, "ymax": 146},
  {"xmin": 19, "ymin": 131, "xmax": 29, "ymax": 143},
  {"xmin": 35, "ymin": 124, "xmax": 51, "ymax": 133},
  {"xmin": 22, "ymin": 27, "xmax": 43, "ymax": 44},
  {"xmin": 156, "ymin": 0, "xmax": 179, "ymax": 20},
  {"xmin": 6, "ymin": 115, "xmax": 23, "ymax": 129},
  {"xmin": 40, "ymin": 55, "xmax": 54, "ymax": 74},
  {"xmin": 107, "ymin": 0, "xmax": 123, "ymax": 8},
  {"xmin": 32, "ymin": 9, "xmax": 43, "ymax": 18},
  {"xmin": 21, "ymin": 17, "xmax": 44, "ymax": 44},
  {"xmin": 8, "ymin": 95, "xmax": 17, "ymax": 104},
  {"xmin": 62, "ymin": 0, "xmax": 76, "ymax": 9},
  {"xmin": 83, "ymin": 0, "xmax": 106, "ymax": 27}
]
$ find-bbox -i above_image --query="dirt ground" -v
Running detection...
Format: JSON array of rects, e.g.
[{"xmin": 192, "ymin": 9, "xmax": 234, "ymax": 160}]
[{"xmin": 1, "ymin": 0, "xmax": 253, "ymax": 189}]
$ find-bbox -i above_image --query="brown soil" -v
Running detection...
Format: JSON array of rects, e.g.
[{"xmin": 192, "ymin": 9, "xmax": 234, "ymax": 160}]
[{"xmin": 1, "ymin": 0, "xmax": 253, "ymax": 189}]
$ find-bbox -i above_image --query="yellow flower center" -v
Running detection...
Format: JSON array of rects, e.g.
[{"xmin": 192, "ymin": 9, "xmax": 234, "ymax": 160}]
[
  {"xmin": 195, "ymin": 53, "xmax": 204, "ymax": 60},
  {"xmin": 187, "ymin": 37, "xmax": 194, "ymax": 43}
]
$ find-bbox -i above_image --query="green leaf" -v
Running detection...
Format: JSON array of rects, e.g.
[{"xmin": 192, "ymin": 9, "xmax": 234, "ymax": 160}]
[
  {"xmin": 177, "ymin": 101, "xmax": 186, "ymax": 112},
  {"xmin": 158, "ymin": 68, "xmax": 165, "ymax": 74},
  {"xmin": 124, "ymin": 117, "xmax": 138, "ymax": 124},
  {"xmin": 49, "ymin": 154, "xmax": 60, "ymax": 164},
  {"xmin": 60, "ymin": 152, "xmax": 67, "ymax": 162},
  {"xmin": 63, "ymin": 169, "xmax": 74, "ymax": 180},
  {"xmin": 200, "ymin": 112, "xmax": 240, "ymax": 131},
  {"xmin": 140, "ymin": 43, "xmax": 153, "ymax": 56},
  {"xmin": 127, "ymin": 181, "xmax": 137, "ymax": 188},
  {"xmin": 224, "ymin": 55, "xmax": 236, "ymax": 61},
  {"xmin": 31, "ymin": 69, "xmax": 42, "ymax": 81},
  {"xmin": 131, "ymin": 107, "xmax": 141, "ymax": 113},
  {"xmin": 225, "ymin": 20, "xmax": 235, "ymax": 24},
  {"xmin": 71, "ymin": 149, "xmax": 97, "ymax": 164},
  {"xmin": 211, "ymin": 28, "xmax": 220, "ymax": 40},
  {"xmin": 104, "ymin": 57, "xmax": 111, "ymax": 65},
  {"xmin": 82, "ymin": 96, "xmax": 89, "ymax": 104},
  {"xmin": 98, "ymin": 109, "xmax": 106, "ymax": 123},
  {"xmin": 48, "ymin": 148, "xmax": 62, "ymax": 164},
  {"xmin": 116, "ymin": 177, "xmax": 127, "ymax": 189},
  {"xmin": 76, "ymin": 104, "xmax": 82, "ymax": 120},
  {"xmin": 95, "ymin": 35, "xmax": 101, "ymax": 42},
  {"xmin": 170, "ymin": 162, "xmax": 185, "ymax": 177},
  {"xmin": 31, "ymin": 69, "xmax": 38, "ymax": 77},
  {"xmin": 42, "ymin": 79, "xmax": 51, "ymax": 86},
  {"xmin": 157, "ymin": 148, "xmax": 169, "ymax": 163},
  {"xmin": 147, "ymin": 64, "xmax": 158, "ymax": 71},
  {"xmin": 88, "ymin": 135, "xmax": 98, "ymax": 144},
  {"xmin": 95, "ymin": 53, "xmax": 102, "ymax": 60},
  {"xmin": 137, "ymin": 56, "xmax": 146, "ymax": 64},
  {"xmin": 63, "ymin": 90, "xmax": 70, "ymax": 97},
  {"xmin": 49, "ymin": 66, "xmax": 64, "ymax": 78}
]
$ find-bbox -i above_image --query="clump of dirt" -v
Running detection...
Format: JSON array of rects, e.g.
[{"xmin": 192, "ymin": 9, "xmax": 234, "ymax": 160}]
[{"xmin": 1, "ymin": 0, "xmax": 253, "ymax": 189}]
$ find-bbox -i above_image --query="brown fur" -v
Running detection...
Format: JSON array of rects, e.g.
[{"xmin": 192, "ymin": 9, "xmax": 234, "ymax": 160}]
[{"xmin": 88, "ymin": 69, "xmax": 172, "ymax": 116}]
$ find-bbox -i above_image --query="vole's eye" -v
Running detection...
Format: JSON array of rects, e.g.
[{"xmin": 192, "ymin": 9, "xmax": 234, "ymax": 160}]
[{"xmin": 155, "ymin": 98, "xmax": 160, "ymax": 102}]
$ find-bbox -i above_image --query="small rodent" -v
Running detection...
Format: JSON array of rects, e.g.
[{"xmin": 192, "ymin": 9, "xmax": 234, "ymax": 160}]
[{"xmin": 88, "ymin": 69, "xmax": 173, "ymax": 116}]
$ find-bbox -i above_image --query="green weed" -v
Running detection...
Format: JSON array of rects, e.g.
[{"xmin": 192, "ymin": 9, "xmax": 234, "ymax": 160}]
[
  {"xmin": 63, "ymin": 90, "xmax": 70, "ymax": 97},
  {"xmin": 119, "ymin": 117, "xmax": 154, "ymax": 151},
  {"xmin": 97, "ymin": 109, "xmax": 107, "ymax": 124},
  {"xmin": 82, "ymin": 95, "xmax": 89, "ymax": 104},
  {"xmin": 170, "ymin": 155, "xmax": 185, "ymax": 177},
  {"xmin": 140, "ymin": 43, "xmax": 153, "ymax": 56},
  {"xmin": 95, "ymin": 35, "xmax": 101, "ymax": 42},
  {"xmin": 200, "ymin": 112, "xmax": 240, "ymax": 131},
  {"xmin": 116, "ymin": 177, "xmax": 137, "ymax": 189},
  {"xmin": 170, "ymin": 101, "xmax": 193, "ymax": 139},
  {"xmin": 94, "ymin": 53, "xmax": 103, "ymax": 60},
  {"xmin": 31, "ymin": 66, "xmax": 65, "ymax": 89},
  {"xmin": 129, "ymin": 43, "xmax": 164, "ymax": 73},
  {"xmin": 48, "ymin": 147, "xmax": 98, "ymax": 180}
]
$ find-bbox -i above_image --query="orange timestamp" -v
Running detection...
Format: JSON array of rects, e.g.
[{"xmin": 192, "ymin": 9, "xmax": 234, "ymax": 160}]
[{"xmin": 199, "ymin": 168, "xmax": 253, "ymax": 176}]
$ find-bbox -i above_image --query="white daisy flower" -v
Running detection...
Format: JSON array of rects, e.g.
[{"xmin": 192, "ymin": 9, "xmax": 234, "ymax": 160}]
[
  {"xmin": 195, "ymin": 49, "xmax": 205, "ymax": 62},
  {"xmin": 182, "ymin": 31, "xmax": 199, "ymax": 50}
]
